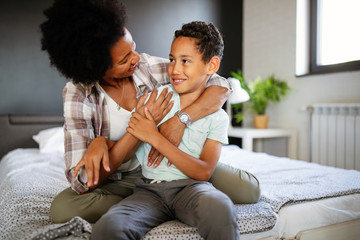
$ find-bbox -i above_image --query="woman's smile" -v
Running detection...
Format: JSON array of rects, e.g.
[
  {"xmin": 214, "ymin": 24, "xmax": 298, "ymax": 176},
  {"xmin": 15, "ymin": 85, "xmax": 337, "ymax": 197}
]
[{"xmin": 128, "ymin": 63, "xmax": 137, "ymax": 72}]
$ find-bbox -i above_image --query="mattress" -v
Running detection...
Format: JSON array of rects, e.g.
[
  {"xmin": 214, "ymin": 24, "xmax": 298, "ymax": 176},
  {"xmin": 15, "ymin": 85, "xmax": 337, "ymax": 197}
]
[{"xmin": 241, "ymin": 193, "xmax": 360, "ymax": 240}]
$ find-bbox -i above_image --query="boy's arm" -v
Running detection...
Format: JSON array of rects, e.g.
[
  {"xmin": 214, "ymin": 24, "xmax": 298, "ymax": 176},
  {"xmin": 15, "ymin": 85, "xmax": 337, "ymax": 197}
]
[
  {"xmin": 185, "ymin": 74, "xmax": 232, "ymax": 122},
  {"xmin": 149, "ymin": 84, "xmax": 230, "ymax": 166},
  {"xmin": 160, "ymin": 84, "xmax": 230, "ymax": 132},
  {"xmin": 153, "ymin": 136, "xmax": 222, "ymax": 181},
  {"xmin": 127, "ymin": 109, "xmax": 221, "ymax": 181}
]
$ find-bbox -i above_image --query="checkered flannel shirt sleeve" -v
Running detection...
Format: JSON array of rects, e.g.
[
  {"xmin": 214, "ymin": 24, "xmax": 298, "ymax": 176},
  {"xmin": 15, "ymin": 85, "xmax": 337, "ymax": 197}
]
[
  {"xmin": 66, "ymin": 168, "xmax": 89, "ymax": 193},
  {"xmin": 207, "ymin": 73, "xmax": 233, "ymax": 92},
  {"xmin": 63, "ymin": 82, "xmax": 97, "ymax": 194}
]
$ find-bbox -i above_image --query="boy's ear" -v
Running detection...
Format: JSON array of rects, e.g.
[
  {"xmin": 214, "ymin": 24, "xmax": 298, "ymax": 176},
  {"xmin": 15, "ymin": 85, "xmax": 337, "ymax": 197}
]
[{"xmin": 207, "ymin": 56, "xmax": 220, "ymax": 74}]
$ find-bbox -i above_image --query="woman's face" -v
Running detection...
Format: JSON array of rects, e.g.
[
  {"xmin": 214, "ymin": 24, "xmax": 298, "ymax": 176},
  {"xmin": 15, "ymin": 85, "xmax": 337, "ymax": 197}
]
[{"xmin": 103, "ymin": 28, "xmax": 140, "ymax": 82}]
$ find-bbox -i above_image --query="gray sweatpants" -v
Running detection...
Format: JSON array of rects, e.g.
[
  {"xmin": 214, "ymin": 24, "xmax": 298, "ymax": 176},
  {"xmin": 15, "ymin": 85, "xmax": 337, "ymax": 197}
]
[{"xmin": 92, "ymin": 177, "xmax": 240, "ymax": 240}]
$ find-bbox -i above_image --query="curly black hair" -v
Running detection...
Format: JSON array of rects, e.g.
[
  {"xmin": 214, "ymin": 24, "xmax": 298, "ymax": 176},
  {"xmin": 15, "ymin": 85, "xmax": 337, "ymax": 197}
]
[
  {"xmin": 40, "ymin": 0, "xmax": 127, "ymax": 84},
  {"xmin": 174, "ymin": 21, "xmax": 224, "ymax": 63}
]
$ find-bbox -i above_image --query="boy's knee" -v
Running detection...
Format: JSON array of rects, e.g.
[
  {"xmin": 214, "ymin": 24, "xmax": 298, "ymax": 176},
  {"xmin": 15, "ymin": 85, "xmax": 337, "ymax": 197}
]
[
  {"xmin": 92, "ymin": 215, "xmax": 116, "ymax": 239},
  {"xmin": 198, "ymin": 190, "xmax": 234, "ymax": 222},
  {"xmin": 92, "ymin": 214, "xmax": 135, "ymax": 240},
  {"xmin": 196, "ymin": 191, "xmax": 238, "ymax": 240}
]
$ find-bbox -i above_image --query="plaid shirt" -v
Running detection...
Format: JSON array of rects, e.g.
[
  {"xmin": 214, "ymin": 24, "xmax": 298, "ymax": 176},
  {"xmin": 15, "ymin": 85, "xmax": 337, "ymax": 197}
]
[{"xmin": 63, "ymin": 53, "xmax": 231, "ymax": 194}]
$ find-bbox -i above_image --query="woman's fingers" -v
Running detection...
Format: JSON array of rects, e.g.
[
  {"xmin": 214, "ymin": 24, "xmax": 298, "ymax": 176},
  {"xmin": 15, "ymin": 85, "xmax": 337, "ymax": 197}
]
[
  {"xmin": 73, "ymin": 159, "xmax": 84, "ymax": 177},
  {"xmin": 163, "ymin": 100, "xmax": 174, "ymax": 117},
  {"xmin": 102, "ymin": 149, "xmax": 110, "ymax": 172},
  {"xmin": 85, "ymin": 159, "xmax": 94, "ymax": 187},
  {"xmin": 156, "ymin": 88, "xmax": 168, "ymax": 104},
  {"xmin": 144, "ymin": 107, "xmax": 154, "ymax": 121},
  {"xmin": 128, "ymin": 121, "xmax": 135, "ymax": 129},
  {"xmin": 160, "ymin": 90, "xmax": 173, "ymax": 109},
  {"xmin": 148, "ymin": 88, "xmax": 158, "ymax": 103},
  {"xmin": 153, "ymin": 154, "xmax": 165, "ymax": 168},
  {"xmin": 136, "ymin": 92, "xmax": 148, "ymax": 109},
  {"xmin": 147, "ymin": 148, "xmax": 160, "ymax": 166},
  {"xmin": 147, "ymin": 149, "xmax": 165, "ymax": 168},
  {"xmin": 92, "ymin": 157, "xmax": 101, "ymax": 186},
  {"xmin": 148, "ymin": 147, "xmax": 156, "ymax": 162}
]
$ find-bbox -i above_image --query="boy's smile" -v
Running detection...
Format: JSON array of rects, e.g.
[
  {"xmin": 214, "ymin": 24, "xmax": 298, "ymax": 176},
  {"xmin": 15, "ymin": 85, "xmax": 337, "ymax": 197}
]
[{"xmin": 172, "ymin": 78, "xmax": 186, "ymax": 85}]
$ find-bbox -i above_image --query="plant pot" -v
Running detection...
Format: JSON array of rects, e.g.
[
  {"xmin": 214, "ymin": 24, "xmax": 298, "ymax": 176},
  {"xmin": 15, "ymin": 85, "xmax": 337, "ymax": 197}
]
[{"xmin": 253, "ymin": 115, "xmax": 269, "ymax": 129}]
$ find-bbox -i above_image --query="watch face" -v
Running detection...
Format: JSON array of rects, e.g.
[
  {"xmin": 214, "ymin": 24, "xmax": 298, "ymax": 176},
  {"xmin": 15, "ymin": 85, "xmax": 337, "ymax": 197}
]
[{"xmin": 180, "ymin": 114, "xmax": 189, "ymax": 123}]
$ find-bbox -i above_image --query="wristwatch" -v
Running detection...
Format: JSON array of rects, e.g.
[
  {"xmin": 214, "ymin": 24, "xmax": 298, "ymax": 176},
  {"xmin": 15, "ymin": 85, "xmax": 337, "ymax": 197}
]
[{"xmin": 175, "ymin": 110, "xmax": 191, "ymax": 126}]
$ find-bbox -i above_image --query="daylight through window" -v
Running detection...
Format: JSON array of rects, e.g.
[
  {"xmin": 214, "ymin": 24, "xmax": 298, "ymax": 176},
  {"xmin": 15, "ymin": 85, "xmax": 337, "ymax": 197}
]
[{"xmin": 316, "ymin": 0, "xmax": 360, "ymax": 66}]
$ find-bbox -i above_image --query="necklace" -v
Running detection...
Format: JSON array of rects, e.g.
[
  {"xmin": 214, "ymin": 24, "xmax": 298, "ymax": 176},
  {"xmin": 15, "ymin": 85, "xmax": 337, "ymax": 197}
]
[{"xmin": 117, "ymin": 80, "xmax": 125, "ymax": 111}]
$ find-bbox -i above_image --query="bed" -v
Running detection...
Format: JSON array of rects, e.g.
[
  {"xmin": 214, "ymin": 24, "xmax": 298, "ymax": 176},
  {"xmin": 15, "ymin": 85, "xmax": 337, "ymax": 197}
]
[{"xmin": 1, "ymin": 114, "xmax": 360, "ymax": 240}]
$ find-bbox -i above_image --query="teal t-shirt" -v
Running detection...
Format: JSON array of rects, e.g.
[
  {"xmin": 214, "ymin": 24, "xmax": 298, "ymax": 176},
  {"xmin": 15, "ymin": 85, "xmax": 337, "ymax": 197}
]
[{"xmin": 135, "ymin": 84, "xmax": 229, "ymax": 181}]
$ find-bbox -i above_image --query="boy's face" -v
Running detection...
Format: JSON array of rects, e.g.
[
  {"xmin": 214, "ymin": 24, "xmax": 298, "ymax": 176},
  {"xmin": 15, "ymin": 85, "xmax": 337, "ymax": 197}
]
[{"xmin": 168, "ymin": 36, "xmax": 211, "ymax": 96}]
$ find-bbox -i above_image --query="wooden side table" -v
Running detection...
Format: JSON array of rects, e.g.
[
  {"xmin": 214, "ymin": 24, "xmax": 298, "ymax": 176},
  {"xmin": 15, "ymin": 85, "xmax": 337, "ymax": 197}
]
[{"xmin": 228, "ymin": 126, "xmax": 298, "ymax": 159}]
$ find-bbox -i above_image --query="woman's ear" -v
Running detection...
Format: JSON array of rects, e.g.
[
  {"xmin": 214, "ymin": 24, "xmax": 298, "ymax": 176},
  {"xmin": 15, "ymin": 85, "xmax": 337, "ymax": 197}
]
[{"xmin": 207, "ymin": 56, "xmax": 220, "ymax": 74}]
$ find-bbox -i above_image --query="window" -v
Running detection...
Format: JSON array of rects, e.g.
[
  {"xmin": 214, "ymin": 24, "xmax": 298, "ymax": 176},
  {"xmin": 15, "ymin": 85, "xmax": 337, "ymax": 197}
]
[{"xmin": 296, "ymin": 0, "xmax": 360, "ymax": 76}]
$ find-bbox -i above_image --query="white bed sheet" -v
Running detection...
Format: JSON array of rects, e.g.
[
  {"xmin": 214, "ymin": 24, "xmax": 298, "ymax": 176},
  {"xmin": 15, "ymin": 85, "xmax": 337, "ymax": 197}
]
[
  {"xmin": 240, "ymin": 193, "xmax": 360, "ymax": 240},
  {"xmin": 275, "ymin": 193, "xmax": 360, "ymax": 237}
]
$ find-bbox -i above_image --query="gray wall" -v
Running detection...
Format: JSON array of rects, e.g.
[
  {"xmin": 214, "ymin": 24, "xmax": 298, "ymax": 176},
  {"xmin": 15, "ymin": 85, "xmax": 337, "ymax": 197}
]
[
  {"xmin": 0, "ymin": 0, "xmax": 66, "ymax": 114},
  {"xmin": 0, "ymin": 0, "xmax": 243, "ymax": 114}
]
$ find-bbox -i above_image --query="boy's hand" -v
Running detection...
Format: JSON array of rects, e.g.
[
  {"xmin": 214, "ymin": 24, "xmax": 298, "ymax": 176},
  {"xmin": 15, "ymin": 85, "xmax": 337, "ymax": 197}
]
[
  {"xmin": 73, "ymin": 136, "xmax": 111, "ymax": 188},
  {"xmin": 147, "ymin": 116, "xmax": 185, "ymax": 168},
  {"xmin": 135, "ymin": 88, "xmax": 174, "ymax": 124},
  {"xmin": 127, "ymin": 108, "xmax": 159, "ymax": 143}
]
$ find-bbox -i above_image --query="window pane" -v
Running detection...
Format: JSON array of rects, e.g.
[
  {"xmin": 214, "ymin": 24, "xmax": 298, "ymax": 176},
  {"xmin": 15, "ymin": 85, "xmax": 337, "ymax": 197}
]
[{"xmin": 317, "ymin": 0, "xmax": 360, "ymax": 65}]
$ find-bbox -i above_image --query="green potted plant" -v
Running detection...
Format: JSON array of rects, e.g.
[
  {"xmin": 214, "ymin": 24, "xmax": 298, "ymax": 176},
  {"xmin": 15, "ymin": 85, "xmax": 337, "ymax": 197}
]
[{"xmin": 230, "ymin": 70, "xmax": 290, "ymax": 128}]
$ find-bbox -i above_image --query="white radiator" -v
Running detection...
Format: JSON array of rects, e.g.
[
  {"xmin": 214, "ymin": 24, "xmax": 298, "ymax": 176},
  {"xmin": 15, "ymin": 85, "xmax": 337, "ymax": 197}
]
[{"xmin": 308, "ymin": 103, "xmax": 360, "ymax": 170}]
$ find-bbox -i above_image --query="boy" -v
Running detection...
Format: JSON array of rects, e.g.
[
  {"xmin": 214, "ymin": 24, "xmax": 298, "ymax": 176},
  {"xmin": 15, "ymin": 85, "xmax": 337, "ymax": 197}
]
[{"xmin": 92, "ymin": 21, "xmax": 239, "ymax": 240}]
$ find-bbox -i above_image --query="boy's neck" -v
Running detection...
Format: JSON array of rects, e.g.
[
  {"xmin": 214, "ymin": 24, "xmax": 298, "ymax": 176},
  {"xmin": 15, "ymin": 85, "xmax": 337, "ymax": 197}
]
[{"xmin": 179, "ymin": 84, "xmax": 206, "ymax": 109}]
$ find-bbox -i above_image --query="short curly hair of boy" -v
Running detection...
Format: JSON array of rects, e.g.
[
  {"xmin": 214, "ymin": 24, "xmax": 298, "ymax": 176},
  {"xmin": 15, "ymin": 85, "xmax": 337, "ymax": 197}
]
[
  {"xmin": 40, "ymin": 0, "xmax": 127, "ymax": 85},
  {"xmin": 174, "ymin": 21, "xmax": 224, "ymax": 63}
]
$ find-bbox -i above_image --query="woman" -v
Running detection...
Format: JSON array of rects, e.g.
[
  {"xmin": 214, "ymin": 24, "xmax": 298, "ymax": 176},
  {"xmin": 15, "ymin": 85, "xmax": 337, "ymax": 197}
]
[{"xmin": 40, "ymin": 0, "xmax": 260, "ymax": 223}]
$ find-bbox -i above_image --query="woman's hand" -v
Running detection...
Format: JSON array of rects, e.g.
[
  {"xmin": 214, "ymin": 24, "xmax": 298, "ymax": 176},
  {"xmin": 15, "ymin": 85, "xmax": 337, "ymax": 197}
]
[
  {"xmin": 73, "ymin": 136, "xmax": 113, "ymax": 188},
  {"xmin": 127, "ymin": 108, "xmax": 159, "ymax": 144},
  {"xmin": 147, "ymin": 115, "xmax": 185, "ymax": 168},
  {"xmin": 135, "ymin": 88, "xmax": 174, "ymax": 124}
]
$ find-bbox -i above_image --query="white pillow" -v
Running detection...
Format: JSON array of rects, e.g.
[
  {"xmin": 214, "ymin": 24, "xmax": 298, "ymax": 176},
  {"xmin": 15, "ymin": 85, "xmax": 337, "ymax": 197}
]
[{"xmin": 32, "ymin": 127, "xmax": 64, "ymax": 153}]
